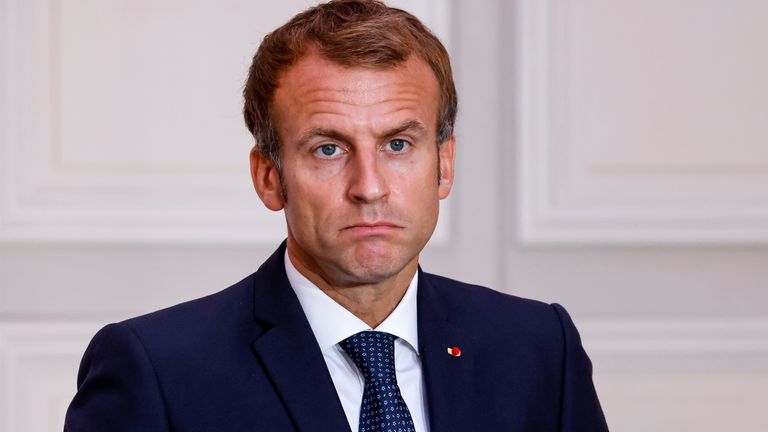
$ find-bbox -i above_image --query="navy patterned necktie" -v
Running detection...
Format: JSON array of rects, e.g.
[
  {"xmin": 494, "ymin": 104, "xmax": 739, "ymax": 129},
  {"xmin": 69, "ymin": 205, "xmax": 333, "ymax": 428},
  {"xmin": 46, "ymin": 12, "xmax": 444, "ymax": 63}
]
[{"xmin": 340, "ymin": 331, "xmax": 416, "ymax": 432}]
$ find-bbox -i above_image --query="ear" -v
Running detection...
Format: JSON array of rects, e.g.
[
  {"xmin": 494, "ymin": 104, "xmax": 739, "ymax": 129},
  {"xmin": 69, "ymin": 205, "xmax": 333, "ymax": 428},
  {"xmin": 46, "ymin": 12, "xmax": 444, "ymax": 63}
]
[
  {"xmin": 250, "ymin": 147, "xmax": 285, "ymax": 211},
  {"xmin": 437, "ymin": 135, "xmax": 456, "ymax": 200}
]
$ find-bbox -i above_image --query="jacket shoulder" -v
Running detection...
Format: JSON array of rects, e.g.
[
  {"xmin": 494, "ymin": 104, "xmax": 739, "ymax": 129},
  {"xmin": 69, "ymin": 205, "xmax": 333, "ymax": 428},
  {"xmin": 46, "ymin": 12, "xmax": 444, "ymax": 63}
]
[
  {"xmin": 422, "ymin": 272, "xmax": 556, "ymax": 319},
  {"xmin": 421, "ymin": 272, "xmax": 566, "ymax": 346},
  {"xmin": 116, "ymin": 272, "xmax": 260, "ymax": 358}
]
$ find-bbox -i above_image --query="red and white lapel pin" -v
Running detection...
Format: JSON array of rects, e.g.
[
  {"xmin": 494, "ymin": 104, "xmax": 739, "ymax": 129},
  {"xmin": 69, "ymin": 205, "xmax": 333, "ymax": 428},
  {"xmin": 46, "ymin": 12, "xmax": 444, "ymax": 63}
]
[{"xmin": 447, "ymin": 345, "xmax": 461, "ymax": 357}]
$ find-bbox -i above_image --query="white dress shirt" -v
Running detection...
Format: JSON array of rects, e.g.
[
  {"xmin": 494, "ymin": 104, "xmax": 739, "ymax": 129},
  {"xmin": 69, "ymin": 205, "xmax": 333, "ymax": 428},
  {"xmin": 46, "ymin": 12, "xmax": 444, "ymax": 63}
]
[{"xmin": 284, "ymin": 251, "xmax": 430, "ymax": 432}]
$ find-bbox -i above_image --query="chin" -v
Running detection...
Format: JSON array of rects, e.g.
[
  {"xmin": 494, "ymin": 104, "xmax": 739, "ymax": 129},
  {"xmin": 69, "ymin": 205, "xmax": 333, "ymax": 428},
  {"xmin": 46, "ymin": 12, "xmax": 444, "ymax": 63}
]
[
  {"xmin": 341, "ymin": 265, "xmax": 401, "ymax": 285},
  {"xmin": 341, "ymin": 244, "xmax": 415, "ymax": 284}
]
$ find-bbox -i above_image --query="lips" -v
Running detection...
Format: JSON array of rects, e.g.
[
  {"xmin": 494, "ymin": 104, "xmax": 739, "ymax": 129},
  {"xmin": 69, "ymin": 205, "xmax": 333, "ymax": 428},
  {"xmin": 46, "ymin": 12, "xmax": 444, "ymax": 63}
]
[{"xmin": 342, "ymin": 222, "xmax": 403, "ymax": 235}]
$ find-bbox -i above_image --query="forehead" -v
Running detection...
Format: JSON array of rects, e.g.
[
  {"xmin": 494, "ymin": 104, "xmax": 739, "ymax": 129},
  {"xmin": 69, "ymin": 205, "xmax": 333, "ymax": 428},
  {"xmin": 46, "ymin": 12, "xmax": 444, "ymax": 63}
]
[{"xmin": 271, "ymin": 50, "xmax": 440, "ymax": 137}]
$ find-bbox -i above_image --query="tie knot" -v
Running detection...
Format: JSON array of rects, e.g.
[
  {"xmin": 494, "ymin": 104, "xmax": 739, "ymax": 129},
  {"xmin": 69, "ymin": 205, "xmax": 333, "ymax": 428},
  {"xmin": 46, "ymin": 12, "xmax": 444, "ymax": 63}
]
[{"xmin": 340, "ymin": 331, "xmax": 397, "ymax": 384}]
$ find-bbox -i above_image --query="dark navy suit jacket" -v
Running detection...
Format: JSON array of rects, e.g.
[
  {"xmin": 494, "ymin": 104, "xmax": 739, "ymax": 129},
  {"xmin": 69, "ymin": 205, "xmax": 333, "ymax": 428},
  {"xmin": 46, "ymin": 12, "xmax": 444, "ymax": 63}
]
[{"xmin": 65, "ymin": 244, "xmax": 608, "ymax": 431}]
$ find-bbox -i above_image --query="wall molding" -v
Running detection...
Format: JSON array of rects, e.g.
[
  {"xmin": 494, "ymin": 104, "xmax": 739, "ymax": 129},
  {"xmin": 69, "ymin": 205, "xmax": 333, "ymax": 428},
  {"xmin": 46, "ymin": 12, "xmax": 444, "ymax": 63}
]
[
  {"xmin": 581, "ymin": 318, "xmax": 768, "ymax": 353},
  {"xmin": 0, "ymin": 0, "xmax": 285, "ymax": 244},
  {"xmin": 579, "ymin": 317, "xmax": 768, "ymax": 372},
  {"xmin": 0, "ymin": 322, "xmax": 105, "ymax": 432},
  {"xmin": 516, "ymin": 0, "xmax": 768, "ymax": 245}
]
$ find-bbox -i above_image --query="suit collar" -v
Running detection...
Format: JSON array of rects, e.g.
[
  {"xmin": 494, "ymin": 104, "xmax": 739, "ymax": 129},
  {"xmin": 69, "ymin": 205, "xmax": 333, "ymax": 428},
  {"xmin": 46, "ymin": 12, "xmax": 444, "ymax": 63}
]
[
  {"xmin": 418, "ymin": 269, "xmax": 476, "ymax": 432},
  {"xmin": 250, "ymin": 242, "xmax": 352, "ymax": 432}
]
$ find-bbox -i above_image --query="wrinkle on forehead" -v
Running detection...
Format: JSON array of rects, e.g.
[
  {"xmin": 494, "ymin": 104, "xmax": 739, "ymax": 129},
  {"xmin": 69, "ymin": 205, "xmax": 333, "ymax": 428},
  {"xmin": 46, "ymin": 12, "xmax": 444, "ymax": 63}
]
[
  {"xmin": 272, "ymin": 50, "xmax": 440, "ymax": 141},
  {"xmin": 281, "ymin": 69, "xmax": 428, "ymax": 108},
  {"xmin": 277, "ymin": 49, "xmax": 436, "ymax": 103},
  {"xmin": 293, "ymin": 84, "xmax": 425, "ymax": 108}
]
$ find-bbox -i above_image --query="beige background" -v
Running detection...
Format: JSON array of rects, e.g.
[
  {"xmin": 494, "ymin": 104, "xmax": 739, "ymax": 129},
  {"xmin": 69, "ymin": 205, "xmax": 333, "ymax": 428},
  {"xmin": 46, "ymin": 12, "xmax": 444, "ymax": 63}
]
[{"xmin": 1, "ymin": 0, "xmax": 767, "ymax": 430}]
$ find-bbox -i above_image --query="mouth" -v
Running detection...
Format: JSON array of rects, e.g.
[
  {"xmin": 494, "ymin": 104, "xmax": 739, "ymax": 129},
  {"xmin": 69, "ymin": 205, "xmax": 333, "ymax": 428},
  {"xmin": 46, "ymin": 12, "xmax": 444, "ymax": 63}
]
[{"xmin": 341, "ymin": 222, "xmax": 403, "ymax": 236}]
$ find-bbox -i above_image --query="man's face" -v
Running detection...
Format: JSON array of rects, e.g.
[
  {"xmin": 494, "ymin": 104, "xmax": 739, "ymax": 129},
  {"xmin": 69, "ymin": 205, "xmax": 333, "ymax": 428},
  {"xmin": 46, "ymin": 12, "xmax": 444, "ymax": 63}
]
[{"xmin": 253, "ymin": 50, "xmax": 455, "ymax": 287}]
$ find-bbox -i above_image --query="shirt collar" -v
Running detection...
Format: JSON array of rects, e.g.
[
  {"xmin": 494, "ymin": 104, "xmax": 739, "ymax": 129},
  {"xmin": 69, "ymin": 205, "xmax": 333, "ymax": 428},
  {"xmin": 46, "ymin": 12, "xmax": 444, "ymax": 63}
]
[{"xmin": 284, "ymin": 250, "xmax": 420, "ymax": 355}]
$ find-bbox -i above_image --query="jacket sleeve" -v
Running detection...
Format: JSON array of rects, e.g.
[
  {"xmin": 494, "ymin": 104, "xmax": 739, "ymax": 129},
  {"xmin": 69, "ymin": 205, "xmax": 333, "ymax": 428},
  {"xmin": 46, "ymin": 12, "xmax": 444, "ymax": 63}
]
[
  {"xmin": 551, "ymin": 303, "xmax": 610, "ymax": 432},
  {"xmin": 64, "ymin": 323, "xmax": 171, "ymax": 432}
]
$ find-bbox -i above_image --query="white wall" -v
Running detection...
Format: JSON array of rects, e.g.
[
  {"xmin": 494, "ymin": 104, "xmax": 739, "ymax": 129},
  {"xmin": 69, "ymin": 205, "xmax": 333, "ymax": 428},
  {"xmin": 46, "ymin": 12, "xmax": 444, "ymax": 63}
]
[{"xmin": 1, "ymin": 0, "xmax": 767, "ymax": 430}]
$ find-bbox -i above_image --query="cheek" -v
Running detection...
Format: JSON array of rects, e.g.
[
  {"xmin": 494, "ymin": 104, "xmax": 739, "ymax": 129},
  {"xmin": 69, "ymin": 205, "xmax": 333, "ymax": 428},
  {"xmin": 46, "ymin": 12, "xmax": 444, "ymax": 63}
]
[
  {"xmin": 391, "ymin": 154, "xmax": 438, "ymax": 190},
  {"xmin": 307, "ymin": 157, "xmax": 347, "ymax": 179},
  {"xmin": 284, "ymin": 156, "xmax": 345, "ymax": 196},
  {"xmin": 390, "ymin": 162, "xmax": 440, "ymax": 218},
  {"xmin": 388, "ymin": 157, "xmax": 416, "ymax": 175},
  {"xmin": 283, "ymin": 169, "xmax": 346, "ymax": 228}
]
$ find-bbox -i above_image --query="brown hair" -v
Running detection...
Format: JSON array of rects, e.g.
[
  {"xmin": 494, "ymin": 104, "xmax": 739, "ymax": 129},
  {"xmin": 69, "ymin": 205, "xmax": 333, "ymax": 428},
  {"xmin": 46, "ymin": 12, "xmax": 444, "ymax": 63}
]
[{"xmin": 243, "ymin": 0, "xmax": 457, "ymax": 167}]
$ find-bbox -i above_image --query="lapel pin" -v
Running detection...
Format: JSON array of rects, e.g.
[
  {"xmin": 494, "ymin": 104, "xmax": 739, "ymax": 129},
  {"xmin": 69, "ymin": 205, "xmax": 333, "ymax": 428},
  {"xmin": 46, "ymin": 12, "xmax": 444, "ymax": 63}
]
[{"xmin": 447, "ymin": 346, "xmax": 461, "ymax": 357}]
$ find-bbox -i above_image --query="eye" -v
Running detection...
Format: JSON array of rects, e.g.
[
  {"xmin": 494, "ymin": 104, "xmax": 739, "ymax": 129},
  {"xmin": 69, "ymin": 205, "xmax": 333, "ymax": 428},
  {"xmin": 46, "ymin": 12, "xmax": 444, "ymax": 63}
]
[
  {"xmin": 314, "ymin": 144, "xmax": 343, "ymax": 158},
  {"xmin": 385, "ymin": 139, "xmax": 410, "ymax": 153}
]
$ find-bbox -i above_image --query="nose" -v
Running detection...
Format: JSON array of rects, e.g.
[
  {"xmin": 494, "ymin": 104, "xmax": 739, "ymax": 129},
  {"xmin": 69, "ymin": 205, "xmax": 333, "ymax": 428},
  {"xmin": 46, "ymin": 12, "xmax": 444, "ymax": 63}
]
[{"xmin": 347, "ymin": 150, "xmax": 389, "ymax": 204}]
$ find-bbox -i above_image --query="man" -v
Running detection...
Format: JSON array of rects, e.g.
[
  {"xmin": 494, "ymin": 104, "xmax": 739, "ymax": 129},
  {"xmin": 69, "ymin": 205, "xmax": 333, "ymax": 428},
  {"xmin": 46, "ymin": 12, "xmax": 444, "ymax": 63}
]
[{"xmin": 65, "ymin": 1, "xmax": 608, "ymax": 431}]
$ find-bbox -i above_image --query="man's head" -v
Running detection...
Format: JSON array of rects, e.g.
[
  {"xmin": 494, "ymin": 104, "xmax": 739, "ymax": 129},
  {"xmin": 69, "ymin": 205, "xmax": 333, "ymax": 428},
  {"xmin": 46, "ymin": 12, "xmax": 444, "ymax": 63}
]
[
  {"xmin": 243, "ymin": 0, "xmax": 457, "ymax": 169},
  {"xmin": 245, "ymin": 0, "xmax": 457, "ymax": 288}
]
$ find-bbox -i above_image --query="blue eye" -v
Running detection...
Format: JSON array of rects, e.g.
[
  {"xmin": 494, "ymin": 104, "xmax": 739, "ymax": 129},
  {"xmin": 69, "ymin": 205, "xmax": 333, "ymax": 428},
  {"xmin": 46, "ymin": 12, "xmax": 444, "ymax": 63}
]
[
  {"xmin": 315, "ymin": 144, "xmax": 341, "ymax": 157},
  {"xmin": 386, "ymin": 139, "xmax": 409, "ymax": 152}
]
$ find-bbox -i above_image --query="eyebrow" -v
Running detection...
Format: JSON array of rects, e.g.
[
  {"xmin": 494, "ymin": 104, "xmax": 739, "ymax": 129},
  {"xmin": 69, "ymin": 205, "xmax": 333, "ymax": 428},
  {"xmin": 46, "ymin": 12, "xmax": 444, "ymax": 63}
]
[
  {"xmin": 296, "ymin": 119, "xmax": 430, "ymax": 148},
  {"xmin": 379, "ymin": 119, "xmax": 429, "ymax": 140}
]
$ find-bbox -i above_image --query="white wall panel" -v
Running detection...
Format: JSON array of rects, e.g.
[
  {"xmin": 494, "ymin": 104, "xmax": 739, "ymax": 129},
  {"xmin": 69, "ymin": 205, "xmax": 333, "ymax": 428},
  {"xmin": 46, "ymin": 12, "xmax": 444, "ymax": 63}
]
[
  {"xmin": 594, "ymin": 372, "xmax": 768, "ymax": 431},
  {"xmin": 583, "ymin": 318, "xmax": 768, "ymax": 431},
  {"xmin": 1, "ymin": 0, "xmax": 286, "ymax": 243},
  {"xmin": 582, "ymin": 318, "xmax": 768, "ymax": 371},
  {"xmin": 0, "ymin": 322, "xmax": 104, "ymax": 432},
  {"xmin": 517, "ymin": 0, "xmax": 768, "ymax": 244}
]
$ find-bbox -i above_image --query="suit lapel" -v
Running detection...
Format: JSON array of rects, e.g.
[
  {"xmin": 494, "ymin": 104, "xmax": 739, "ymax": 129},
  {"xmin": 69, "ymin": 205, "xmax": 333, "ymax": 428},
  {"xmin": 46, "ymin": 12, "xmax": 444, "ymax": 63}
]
[
  {"xmin": 418, "ymin": 270, "xmax": 476, "ymax": 432},
  {"xmin": 249, "ymin": 245, "xmax": 351, "ymax": 432}
]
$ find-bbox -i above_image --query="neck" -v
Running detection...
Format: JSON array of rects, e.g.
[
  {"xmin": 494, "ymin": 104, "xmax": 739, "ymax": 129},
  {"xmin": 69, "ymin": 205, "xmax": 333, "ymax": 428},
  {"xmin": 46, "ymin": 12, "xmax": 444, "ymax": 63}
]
[{"xmin": 286, "ymin": 244, "xmax": 417, "ymax": 328}]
